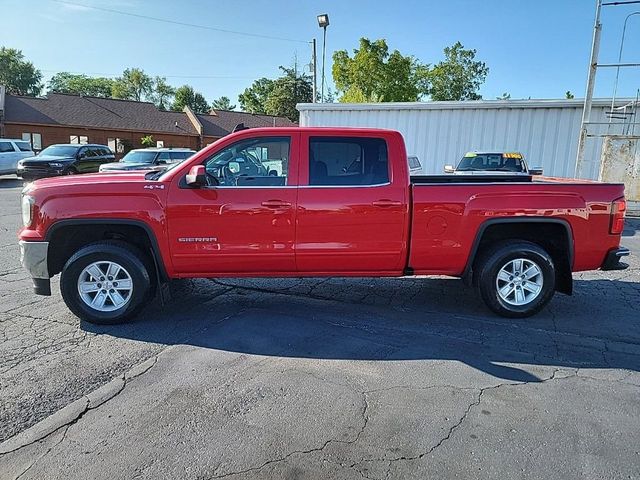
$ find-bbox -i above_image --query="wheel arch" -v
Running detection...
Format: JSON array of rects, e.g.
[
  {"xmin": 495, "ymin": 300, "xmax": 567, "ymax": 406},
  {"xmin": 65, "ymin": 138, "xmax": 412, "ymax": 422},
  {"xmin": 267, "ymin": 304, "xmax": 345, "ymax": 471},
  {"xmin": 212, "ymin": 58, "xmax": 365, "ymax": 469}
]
[
  {"xmin": 45, "ymin": 219, "xmax": 168, "ymax": 281},
  {"xmin": 464, "ymin": 218, "xmax": 574, "ymax": 295}
]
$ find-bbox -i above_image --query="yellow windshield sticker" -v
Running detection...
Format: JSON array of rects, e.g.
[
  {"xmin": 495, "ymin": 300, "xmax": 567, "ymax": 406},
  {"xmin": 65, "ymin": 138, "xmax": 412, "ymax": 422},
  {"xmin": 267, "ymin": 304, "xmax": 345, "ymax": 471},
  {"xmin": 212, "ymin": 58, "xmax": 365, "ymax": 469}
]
[
  {"xmin": 503, "ymin": 152, "xmax": 523, "ymax": 159},
  {"xmin": 464, "ymin": 152, "xmax": 477, "ymax": 157}
]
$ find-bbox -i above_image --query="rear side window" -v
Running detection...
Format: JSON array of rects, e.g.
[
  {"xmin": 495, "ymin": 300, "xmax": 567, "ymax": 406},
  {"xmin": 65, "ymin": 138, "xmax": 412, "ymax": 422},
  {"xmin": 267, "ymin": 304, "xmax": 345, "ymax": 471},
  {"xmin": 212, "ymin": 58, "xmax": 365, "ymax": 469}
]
[
  {"xmin": 16, "ymin": 141, "xmax": 33, "ymax": 152},
  {"xmin": 309, "ymin": 137, "xmax": 389, "ymax": 186},
  {"xmin": 0, "ymin": 141, "xmax": 14, "ymax": 153}
]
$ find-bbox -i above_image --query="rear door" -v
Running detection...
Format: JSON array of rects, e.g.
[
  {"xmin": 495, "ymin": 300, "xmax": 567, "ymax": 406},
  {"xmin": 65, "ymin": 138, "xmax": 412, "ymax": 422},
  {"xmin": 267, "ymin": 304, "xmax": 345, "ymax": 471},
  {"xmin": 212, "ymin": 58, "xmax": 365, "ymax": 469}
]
[
  {"xmin": 76, "ymin": 146, "xmax": 93, "ymax": 173},
  {"xmin": 295, "ymin": 133, "xmax": 408, "ymax": 274},
  {"xmin": 167, "ymin": 134, "xmax": 299, "ymax": 275},
  {"xmin": 0, "ymin": 141, "xmax": 17, "ymax": 174}
]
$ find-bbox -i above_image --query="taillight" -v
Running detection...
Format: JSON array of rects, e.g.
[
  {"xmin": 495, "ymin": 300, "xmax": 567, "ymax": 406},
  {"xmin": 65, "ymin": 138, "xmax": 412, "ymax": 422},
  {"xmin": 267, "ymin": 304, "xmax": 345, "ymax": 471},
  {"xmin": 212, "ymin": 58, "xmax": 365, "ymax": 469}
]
[{"xmin": 610, "ymin": 197, "xmax": 626, "ymax": 235}]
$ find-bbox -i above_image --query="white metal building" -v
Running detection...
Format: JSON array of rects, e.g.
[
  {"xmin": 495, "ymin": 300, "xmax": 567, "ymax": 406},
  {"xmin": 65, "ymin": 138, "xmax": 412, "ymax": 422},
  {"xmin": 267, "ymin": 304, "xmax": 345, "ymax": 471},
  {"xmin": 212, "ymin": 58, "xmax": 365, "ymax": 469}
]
[{"xmin": 297, "ymin": 99, "xmax": 628, "ymax": 179}]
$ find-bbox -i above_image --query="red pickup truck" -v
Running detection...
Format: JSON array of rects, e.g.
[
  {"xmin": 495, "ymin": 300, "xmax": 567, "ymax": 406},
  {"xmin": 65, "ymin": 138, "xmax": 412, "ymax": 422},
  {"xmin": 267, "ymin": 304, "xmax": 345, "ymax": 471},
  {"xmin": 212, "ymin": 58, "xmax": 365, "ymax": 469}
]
[{"xmin": 19, "ymin": 127, "xmax": 629, "ymax": 324}]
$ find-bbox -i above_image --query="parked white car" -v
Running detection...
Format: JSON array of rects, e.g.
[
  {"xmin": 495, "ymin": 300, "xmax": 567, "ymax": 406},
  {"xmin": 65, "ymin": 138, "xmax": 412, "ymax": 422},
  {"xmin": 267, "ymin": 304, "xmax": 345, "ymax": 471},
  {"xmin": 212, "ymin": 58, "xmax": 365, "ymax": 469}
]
[{"xmin": 0, "ymin": 139, "xmax": 34, "ymax": 175}]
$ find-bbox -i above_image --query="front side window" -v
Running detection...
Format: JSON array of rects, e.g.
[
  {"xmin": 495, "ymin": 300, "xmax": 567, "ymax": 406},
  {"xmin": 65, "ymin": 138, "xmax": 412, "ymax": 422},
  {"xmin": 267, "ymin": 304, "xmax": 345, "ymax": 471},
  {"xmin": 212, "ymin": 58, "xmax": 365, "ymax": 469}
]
[
  {"xmin": 16, "ymin": 141, "xmax": 33, "ymax": 152},
  {"xmin": 204, "ymin": 137, "xmax": 290, "ymax": 187},
  {"xmin": 170, "ymin": 151, "xmax": 192, "ymax": 161},
  {"xmin": 157, "ymin": 152, "xmax": 171, "ymax": 162},
  {"xmin": 309, "ymin": 137, "xmax": 389, "ymax": 186}
]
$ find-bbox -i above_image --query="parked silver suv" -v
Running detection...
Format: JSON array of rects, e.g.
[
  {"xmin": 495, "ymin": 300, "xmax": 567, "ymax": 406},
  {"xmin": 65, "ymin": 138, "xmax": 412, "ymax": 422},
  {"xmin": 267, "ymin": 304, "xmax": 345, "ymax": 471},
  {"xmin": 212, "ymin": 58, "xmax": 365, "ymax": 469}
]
[
  {"xmin": 0, "ymin": 139, "xmax": 34, "ymax": 175},
  {"xmin": 99, "ymin": 147, "xmax": 196, "ymax": 173}
]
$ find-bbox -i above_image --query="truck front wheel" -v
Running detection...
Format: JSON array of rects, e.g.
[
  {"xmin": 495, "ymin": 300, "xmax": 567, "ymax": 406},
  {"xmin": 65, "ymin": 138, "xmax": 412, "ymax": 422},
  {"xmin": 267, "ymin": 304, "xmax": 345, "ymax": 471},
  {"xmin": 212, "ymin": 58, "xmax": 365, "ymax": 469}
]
[
  {"xmin": 60, "ymin": 241, "xmax": 152, "ymax": 324},
  {"xmin": 476, "ymin": 241, "xmax": 555, "ymax": 318}
]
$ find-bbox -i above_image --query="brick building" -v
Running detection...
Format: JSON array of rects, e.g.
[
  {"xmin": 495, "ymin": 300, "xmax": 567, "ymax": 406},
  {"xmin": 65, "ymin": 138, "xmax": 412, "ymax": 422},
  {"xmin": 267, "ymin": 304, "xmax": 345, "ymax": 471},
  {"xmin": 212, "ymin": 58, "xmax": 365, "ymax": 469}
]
[{"xmin": 0, "ymin": 90, "xmax": 294, "ymax": 157}]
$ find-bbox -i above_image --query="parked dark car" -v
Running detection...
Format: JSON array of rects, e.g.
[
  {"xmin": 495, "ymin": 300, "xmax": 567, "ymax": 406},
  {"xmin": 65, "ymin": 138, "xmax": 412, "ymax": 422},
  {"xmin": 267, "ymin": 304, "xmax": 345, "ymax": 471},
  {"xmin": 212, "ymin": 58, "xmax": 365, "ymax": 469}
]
[
  {"xmin": 98, "ymin": 148, "xmax": 195, "ymax": 173},
  {"xmin": 17, "ymin": 144, "xmax": 115, "ymax": 181}
]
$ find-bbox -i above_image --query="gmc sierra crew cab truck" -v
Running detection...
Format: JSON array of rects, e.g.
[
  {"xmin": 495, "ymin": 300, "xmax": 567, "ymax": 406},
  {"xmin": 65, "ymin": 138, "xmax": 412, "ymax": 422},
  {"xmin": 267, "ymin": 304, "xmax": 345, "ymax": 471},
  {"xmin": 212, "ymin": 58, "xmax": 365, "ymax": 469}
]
[{"xmin": 18, "ymin": 127, "xmax": 629, "ymax": 324}]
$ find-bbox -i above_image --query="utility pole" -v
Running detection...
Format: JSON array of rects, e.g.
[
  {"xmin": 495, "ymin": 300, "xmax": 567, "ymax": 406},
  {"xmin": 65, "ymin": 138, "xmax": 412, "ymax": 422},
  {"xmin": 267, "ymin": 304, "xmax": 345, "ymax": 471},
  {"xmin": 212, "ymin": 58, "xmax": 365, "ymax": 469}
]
[
  {"xmin": 576, "ymin": 0, "xmax": 602, "ymax": 178},
  {"xmin": 312, "ymin": 39, "xmax": 317, "ymax": 103}
]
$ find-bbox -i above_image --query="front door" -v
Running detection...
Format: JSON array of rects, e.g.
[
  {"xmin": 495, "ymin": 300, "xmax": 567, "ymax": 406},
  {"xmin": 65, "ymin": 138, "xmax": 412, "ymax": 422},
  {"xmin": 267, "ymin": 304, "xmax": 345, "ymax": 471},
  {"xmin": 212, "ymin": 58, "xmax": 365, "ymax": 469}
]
[
  {"xmin": 295, "ymin": 134, "xmax": 408, "ymax": 274},
  {"xmin": 167, "ymin": 134, "xmax": 299, "ymax": 275}
]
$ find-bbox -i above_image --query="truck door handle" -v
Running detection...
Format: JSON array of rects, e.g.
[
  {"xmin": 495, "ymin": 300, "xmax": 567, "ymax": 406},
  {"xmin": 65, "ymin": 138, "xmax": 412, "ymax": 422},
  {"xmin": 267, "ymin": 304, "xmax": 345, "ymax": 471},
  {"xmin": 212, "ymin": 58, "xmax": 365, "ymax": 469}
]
[
  {"xmin": 261, "ymin": 200, "xmax": 292, "ymax": 209},
  {"xmin": 372, "ymin": 199, "xmax": 402, "ymax": 208}
]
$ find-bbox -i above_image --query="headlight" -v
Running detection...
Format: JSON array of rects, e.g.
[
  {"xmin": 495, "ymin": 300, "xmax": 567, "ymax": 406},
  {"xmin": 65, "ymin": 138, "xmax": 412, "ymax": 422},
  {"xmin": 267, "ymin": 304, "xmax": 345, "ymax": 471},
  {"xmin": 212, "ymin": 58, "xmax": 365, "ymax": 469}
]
[
  {"xmin": 49, "ymin": 162, "xmax": 63, "ymax": 168},
  {"xmin": 22, "ymin": 195, "xmax": 35, "ymax": 227}
]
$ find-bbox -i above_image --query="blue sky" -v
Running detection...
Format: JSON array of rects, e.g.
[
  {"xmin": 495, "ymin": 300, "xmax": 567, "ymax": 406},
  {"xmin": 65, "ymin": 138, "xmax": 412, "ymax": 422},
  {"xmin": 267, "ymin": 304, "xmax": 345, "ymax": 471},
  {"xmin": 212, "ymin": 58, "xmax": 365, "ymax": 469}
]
[{"xmin": 2, "ymin": 0, "xmax": 639, "ymax": 105}]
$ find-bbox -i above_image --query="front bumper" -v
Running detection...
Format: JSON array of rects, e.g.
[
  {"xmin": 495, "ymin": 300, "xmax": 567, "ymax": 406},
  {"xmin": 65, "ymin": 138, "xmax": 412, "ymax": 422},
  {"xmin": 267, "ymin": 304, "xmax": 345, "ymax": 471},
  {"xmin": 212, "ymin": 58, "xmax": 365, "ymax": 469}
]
[
  {"xmin": 601, "ymin": 247, "xmax": 630, "ymax": 271},
  {"xmin": 19, "ymin": 240, "xmax": 51, "ymax": 295},
  {"xmin": 17, "ymin": 166, "xmax": 66, "ymax": 180}
]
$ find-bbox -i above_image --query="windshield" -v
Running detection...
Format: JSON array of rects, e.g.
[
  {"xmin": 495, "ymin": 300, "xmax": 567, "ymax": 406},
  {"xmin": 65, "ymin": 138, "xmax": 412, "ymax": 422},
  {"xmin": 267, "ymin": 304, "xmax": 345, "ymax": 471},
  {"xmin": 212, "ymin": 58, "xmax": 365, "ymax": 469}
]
[
  {"xmin": 122, "ymin": 151, "xmax": 157, "ymax": 164},
  {"xmin": 39, "ymin": 145, "xmax": 79, "ymax": 157},
  {"xmin": 456, "ymin": 153, "xmax": 525, "ymax": 172}
]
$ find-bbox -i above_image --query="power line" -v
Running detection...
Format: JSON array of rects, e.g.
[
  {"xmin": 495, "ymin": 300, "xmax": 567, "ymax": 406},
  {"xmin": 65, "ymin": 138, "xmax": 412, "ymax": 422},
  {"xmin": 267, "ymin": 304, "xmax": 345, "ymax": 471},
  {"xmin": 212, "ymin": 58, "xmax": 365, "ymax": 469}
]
[{"xmin": 50, "ymin": 0, "xmax": 309, "ymax": 44}]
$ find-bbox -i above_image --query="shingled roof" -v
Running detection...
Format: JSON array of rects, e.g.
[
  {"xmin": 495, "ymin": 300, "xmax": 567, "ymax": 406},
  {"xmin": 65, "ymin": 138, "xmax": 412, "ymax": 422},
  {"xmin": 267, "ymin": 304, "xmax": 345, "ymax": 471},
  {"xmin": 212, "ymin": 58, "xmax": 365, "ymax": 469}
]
[
  {"xmin": 197, "ymin": 110, "xmax": 295, "ymax": 137},
  {"xmin": 3, "ymin": 93, "xmax": 295, "ymax": 137}
]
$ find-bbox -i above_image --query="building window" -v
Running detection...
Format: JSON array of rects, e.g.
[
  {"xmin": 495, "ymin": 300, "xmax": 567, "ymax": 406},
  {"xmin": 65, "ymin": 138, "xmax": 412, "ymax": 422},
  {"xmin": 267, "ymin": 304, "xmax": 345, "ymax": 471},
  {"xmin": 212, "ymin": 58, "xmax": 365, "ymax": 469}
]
[
  {"xmin": 22, "ymin": 133, "xmax": 42, "ymax": 151},
  {"xmin": 70, "ymin": 135, "xmax": 89, "ymax": 145}
]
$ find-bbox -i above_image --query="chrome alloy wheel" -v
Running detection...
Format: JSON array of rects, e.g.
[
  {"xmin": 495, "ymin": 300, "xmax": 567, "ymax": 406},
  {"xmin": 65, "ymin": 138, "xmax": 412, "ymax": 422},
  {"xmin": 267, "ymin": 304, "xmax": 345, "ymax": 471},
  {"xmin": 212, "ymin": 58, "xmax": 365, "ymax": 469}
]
[
  {"xmin": 496, "ymin": 258, "xmax": 543, "ymax": 306},
  {"xmin": 77, "ymin": 261, "xmax": 133, "ymax": 312}
]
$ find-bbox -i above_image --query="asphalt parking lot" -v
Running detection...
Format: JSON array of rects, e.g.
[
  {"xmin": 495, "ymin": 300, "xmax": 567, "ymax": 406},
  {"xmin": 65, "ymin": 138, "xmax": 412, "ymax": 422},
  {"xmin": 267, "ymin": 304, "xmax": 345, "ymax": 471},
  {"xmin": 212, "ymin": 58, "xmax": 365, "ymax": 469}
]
[{"xmin": 1, "ymin": 174, "xmax": 639, "ymax": 479}]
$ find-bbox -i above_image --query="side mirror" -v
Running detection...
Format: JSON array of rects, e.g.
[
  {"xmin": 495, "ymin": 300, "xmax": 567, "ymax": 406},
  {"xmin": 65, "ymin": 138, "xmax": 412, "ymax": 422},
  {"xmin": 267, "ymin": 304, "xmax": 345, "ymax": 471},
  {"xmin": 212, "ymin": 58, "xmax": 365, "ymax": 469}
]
[
  {"xmin": 186, "ymin": 165, "xmax": 207, "ymax": 187},
  {"xmin": 444, "ymin": 165, "xmax": 455, "ymax": 173},
  {"xmin": 157, "ymin": 159, "xmax": 167, "ymax": 165},
  {"xmin": 529, "ymin": 167, "xmax": 543, "ymax": 175}
]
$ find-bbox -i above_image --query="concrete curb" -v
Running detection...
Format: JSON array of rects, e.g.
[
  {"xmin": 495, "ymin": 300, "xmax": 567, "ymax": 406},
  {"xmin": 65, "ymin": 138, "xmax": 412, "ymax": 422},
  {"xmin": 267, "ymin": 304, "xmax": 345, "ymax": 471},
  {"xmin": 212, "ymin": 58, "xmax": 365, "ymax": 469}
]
[{"xmin": 0, "ymin": 354, "xmax": 159, "ymax": 455}]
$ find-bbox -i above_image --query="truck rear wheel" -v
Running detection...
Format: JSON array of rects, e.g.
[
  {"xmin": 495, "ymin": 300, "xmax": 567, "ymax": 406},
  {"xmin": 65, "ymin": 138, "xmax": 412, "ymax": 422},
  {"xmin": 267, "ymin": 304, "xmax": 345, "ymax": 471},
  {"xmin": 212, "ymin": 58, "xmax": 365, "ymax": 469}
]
[
  {"xmin": 60, "ymin": 241, "xmax": 152, "ymax": 324},
  {"xmin": 475, "ymin": 241, "xmax": 555, "ymax": 318}
]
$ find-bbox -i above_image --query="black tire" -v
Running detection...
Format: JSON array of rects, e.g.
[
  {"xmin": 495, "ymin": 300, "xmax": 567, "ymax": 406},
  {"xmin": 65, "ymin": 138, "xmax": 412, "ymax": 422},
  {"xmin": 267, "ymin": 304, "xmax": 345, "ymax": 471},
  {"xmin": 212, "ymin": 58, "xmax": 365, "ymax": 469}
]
[
  {"xmin": 64, "ymin": 167, "xmax": 77, "ymax": 175},
  {"xmin": 60, "ymin": 241, "xmax": 152, "ymax": 324},
  {"xmin": 475, "ymin": 241, "xmax": 555, "ymax": 318}
]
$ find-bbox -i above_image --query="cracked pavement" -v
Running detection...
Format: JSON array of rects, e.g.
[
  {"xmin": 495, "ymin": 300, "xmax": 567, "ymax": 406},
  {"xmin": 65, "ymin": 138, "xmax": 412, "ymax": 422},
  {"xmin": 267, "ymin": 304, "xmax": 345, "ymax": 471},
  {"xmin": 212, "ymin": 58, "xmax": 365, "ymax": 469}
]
[{"xmin": 0, "ymin": 175, "xmax": 639, "ymax": 479}]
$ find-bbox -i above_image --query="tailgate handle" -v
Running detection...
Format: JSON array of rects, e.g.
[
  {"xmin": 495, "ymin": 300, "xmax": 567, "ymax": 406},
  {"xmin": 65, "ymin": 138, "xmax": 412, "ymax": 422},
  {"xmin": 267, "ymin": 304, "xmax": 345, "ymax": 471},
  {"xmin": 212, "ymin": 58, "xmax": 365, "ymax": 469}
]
[
  {"xmin": 261, "ymin": 200, "xmax": 292, "ymax": 208},
  {"xmin": 372, "ymin": 199, "xmax": 402, "ymax": 208}
]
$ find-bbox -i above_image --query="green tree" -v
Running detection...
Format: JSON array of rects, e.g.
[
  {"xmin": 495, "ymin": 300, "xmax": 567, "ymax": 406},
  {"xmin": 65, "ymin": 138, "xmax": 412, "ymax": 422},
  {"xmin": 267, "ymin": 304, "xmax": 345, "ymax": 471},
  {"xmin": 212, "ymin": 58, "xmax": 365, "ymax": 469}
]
[
  {"xmin": 565, "ymin": 91, "xmax": 575, "ymax": 99},
  {"xmin": 0, "ymin": 47, "xmax": 42, "ymax": 96},
  {"xmin": 496, "ymin": 92, "xmax": 511, "ymax": 100},
  {"xmin": 151, "ymin": 76, "xmax": 175, "ymax": 110},
  {"xmin": 428, "ymin": 42, "xmax": 488, "ymax": 101},
  {"xmin": 172, "ymin": 85, "xmax": 209, "ymax": 113},
  {"xmin": 238, "ymin": 77, "xmax": 275, "ymax": 114},
  {"xmin": 211, "ymin": 96, "xmax": 236, "ymax": 111},
  {"xmin": 264, "ymin": 65, "xmax": 313, "ymax": 121},
  {"xmin": 47, "ymin": 72, "xmax": 114, "ymax": 97},
  {"xmin": 140, "ymin": 135, "xmax": 155, "ymax": 147},
  {"xmin": 112, "ymin": 68, "xmax": 153, "ymax": 101},
  {"xmin": 332, "ymin": 38, "xmax": 429, "ymax": 103}
]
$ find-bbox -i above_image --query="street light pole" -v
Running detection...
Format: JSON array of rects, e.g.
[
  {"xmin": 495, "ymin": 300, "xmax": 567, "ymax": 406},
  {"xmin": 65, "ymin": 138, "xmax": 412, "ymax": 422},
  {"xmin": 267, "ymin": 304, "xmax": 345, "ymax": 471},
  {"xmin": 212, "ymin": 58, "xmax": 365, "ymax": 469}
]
[
  {"xmin": 312, "ymin": 38, "xmax": 317, "ymax": 103},
  {"xmin": 321, "ymin": 26, "xmax": 327, "ymax": 102},
  {"xmin": 317, "ymin": 14, "xmax": 330, "ymax": 103}
]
